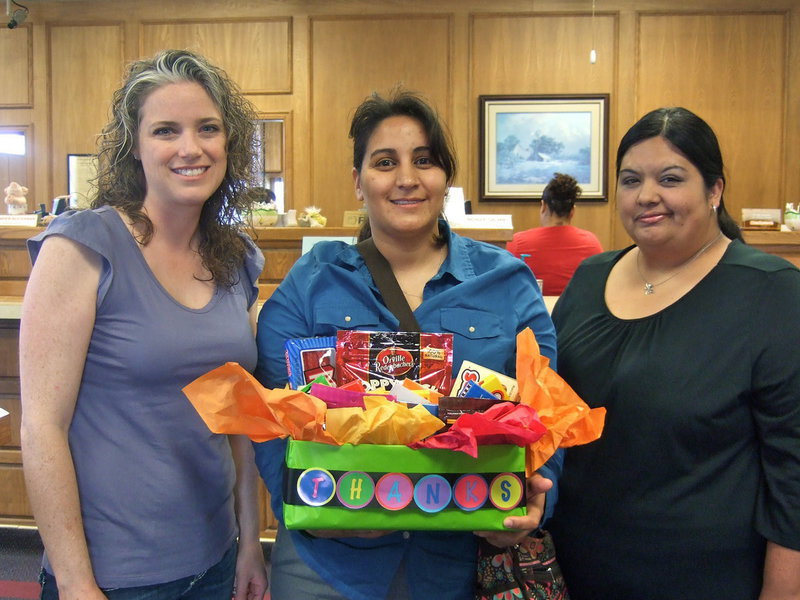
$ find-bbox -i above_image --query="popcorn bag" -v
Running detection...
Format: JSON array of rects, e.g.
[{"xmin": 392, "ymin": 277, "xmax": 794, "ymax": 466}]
[
  {"xmin": 182, "ymin": 328, "xmax": 606, "ymax": 531},
  {"xmin": 334, "ymin": 330, "xmax": 453, "ymax": 393}
]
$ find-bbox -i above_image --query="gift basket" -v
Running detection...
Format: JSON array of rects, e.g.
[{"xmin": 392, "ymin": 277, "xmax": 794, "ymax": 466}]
[{"xmin": 182, "ymin": 328, "xmax": 605, "ymax": 531}]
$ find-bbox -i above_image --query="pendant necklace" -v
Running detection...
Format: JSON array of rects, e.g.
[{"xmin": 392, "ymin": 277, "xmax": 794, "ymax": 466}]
[{"xmin": 636, "ymin": 231, "xmax": 724, "ymax": 295}]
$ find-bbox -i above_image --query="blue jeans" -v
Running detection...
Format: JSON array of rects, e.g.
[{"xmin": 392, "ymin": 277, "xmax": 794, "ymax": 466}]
[{"xmin": 39, "ymin": 542, "xmax": 237, "ymax": 600}]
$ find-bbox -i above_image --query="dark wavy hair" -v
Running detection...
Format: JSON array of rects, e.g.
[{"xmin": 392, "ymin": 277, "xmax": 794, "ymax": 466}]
[
  {"xmin": 93, "ymin": 49, "xmax": 260, "ymax": 287},
  {"xmin": 543, "ymin": 172, "xmax": 581, "ymax": 218},
  {"xmin": 616, "ymin": 107, "xmax": 743, "ymax": 242},
  {"xmin": 349, "ymin": 89, "xmax": 457, "ymax": 244}
]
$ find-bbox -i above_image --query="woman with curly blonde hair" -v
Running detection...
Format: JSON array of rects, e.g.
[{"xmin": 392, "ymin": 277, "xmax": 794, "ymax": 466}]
[{"xmin": 21, "ymin": 49, "xmax": 267, "ymax": 599}]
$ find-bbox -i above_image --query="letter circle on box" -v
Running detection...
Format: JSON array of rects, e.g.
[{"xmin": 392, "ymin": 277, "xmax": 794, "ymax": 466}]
[
  {"xmin": 297, "ymin": 468, "xmax": 336, "ymax": 507},
  {"xmin": 489, "ymin": 473, "xmax": 524, "ymax": 511},
  {"xmin": 376, "ymin": 473, "xmax": 414, "ymax": 511},
  {"xmin": 337, "ymin": 471, "xmax": 375, "ymax": 509},
  {"xmin": 413, "ymin": 474, "xmax": 452, "ymax": 514},
  {"xmin": 453, "ymin": 473, "xmax": 489, "ymax": 512}
]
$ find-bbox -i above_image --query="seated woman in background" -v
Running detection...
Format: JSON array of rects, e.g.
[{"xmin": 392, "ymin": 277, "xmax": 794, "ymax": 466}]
[
  {"xmin": 548, "ymin": 106, "xmax": 800, "ymax": 599},
  {"xmin": 507, "ymin": 172, "xmax": 603, "ymax": 295}
]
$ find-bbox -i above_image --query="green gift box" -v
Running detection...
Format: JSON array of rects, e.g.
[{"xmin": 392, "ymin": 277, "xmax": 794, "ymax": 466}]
[{"xmin": 283, "ymin": 440, "xmax": 527, "ymax": 531}]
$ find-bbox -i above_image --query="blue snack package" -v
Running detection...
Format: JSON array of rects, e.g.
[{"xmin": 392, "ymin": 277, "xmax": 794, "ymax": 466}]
[
  {"xmin": 284, "ymin": 336, "xmax": 337, "ymax": 389},
  {"xmin": 460, "ymin": 380, "xmax": 497, "ymax": 399}
]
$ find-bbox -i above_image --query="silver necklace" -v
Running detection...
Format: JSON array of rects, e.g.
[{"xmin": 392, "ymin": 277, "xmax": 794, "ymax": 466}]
[{"xmin": 636, "ymin": 231, "xmax": 724, "ymax": 295}]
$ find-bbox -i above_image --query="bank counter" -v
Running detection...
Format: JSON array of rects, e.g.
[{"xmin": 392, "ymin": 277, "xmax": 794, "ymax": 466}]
[{"xmin": 0, "ymin": 225, "xmax": 516, "ymax": 539}]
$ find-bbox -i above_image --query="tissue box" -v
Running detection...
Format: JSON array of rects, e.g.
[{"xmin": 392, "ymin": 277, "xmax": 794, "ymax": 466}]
[{"xmin": 283, "ymin": 440, "xmax": 526, "ymax": 531}]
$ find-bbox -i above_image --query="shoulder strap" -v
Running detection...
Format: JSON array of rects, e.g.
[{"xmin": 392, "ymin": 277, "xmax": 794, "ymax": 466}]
[{"xmin": 357, "ymin": 238, "xmax": 421, "ymax": 332}]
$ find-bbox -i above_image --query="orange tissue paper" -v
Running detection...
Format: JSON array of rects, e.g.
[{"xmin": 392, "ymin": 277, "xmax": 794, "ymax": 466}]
[
  {"xmin": 182, "ymin": 363, "xmax": 442, "ymax": 446},
  {"xmin": 182, "ymin": 363, "xmax": 336, "ymax": 444},
  {"xmin": 514, "ymin": 327, "xmax": 606, "ymax": 472}
]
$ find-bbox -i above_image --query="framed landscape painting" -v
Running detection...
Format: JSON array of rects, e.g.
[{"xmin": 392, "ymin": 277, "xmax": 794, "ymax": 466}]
[{"xmin": 479, "ymin": 94, "xmax": 609, "ymax": 202}]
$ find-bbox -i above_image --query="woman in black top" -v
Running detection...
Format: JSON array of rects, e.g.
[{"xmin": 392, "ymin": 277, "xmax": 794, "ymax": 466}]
[{"xmin": 548, "ymin": 107, "xmax": 800, "ymax": 599}]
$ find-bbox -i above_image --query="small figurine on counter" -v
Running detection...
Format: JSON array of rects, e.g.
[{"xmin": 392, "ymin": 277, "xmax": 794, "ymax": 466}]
[
  {"xmin": 298, "ymin": 205, "xmax": 327, "ymax": 227},
  {"xmin": 3, "ymin": 181, "xmax": 28, "ymax": 215},
  {"xmin": 249, "ymin": 187, "xmax": 278, "ymax": 227}
]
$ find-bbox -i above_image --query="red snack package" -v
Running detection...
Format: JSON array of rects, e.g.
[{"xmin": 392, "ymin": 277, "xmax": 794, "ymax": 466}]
[{"xmin": 335, "ymin": 331, "xmax": 453, "ymax": 393}]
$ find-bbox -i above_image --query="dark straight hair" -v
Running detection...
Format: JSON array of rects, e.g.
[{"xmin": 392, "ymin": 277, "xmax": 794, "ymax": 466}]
[
  {"xmin": 349, "ymin": 89, "xmax": 456, "ymax": 244},
  {"xmin": 616, "ymin": 107, "xmax": 743, "ymax": 242}
]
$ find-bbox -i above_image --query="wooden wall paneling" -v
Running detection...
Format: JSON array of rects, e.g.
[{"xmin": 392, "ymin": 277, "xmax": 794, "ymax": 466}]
[
  {"xmin": 609, "ymin": 9, "xmax": 640, "ymax": 249},
  {"xmin": 310, "ymin": 15, "xmax": 452, "ymax": 228},
  {"xmin": 47, "ymin": 23, "xmax": 125, "ymax": 201},
  {"xmin": 470, "ymin": 12, "xmax": 618, "ymax": 248},
  {"xmin": 0, "ymin": 464, "xmax": 32, "ymax": 524},
  {"xmin": 785, "ymin": 7, "xmax": 800, "ymax": 210},
  {"xmin": 0, "ymin": 26, "xmax": 33, "ymax": 107},
  {"xmin": 0, "ymin": 243, "xmax": 34, "ymax": 288},
  {"xmin": 283, "ymin": 14, "xmax": 310, "ymax": 215},
  {"xmin": 262, "ymin": 119, "xmax": 284, "ymax": 173},
  {"xmin": 0, "ymin": 319, "xmax": 31, "ymax": 525},
  {"xmin": 0, "ymin": 321, "xmax": 20, "ymax": 379},
  {"xmin": 140, "ymin": 18, "xmax": 293, "ymax": 94},
  {"xmin": 0, "ymin": 227, "xmax": 36, "ymax": 296},
  {"xmin": 277, "ymin": 111, "xmax": 293, "ymax": 209},
  {"xmin": 636, "ymin": 12, "xmax": 787, "ymax": 232}
]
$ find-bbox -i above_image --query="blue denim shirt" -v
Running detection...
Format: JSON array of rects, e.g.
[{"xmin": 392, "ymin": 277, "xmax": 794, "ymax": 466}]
[{"xmin": 254, "ymin": 223, "xmax": 560, "ymax": 600}]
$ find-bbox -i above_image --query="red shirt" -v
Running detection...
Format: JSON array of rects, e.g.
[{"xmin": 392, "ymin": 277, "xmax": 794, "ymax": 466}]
[{"xmin": 507, "ymin": 225, "xmax": 603, "ymax": 296}]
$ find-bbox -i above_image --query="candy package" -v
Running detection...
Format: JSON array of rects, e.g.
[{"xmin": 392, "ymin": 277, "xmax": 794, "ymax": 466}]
[
  {"xmin": 335, "ymin": 331, "xmax": 453, "ymax": 393},
  {"xmin": 437, "ymin": 396, "xmax": 505, "ymax": 427},
  {"xmin": 285, "ymin": 336, "xmax": 336, "ymax": 389},
  {"xmin": 451, "ymin": 360, "xmax": 518, "ymax": 400}
]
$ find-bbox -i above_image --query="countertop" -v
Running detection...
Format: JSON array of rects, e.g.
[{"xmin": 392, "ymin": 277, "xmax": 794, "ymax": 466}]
[
  {"xmin": 0, "ymin": 295, "xmax": 559, "ymax": 320},
  {"xmin": 0, "ymin": 297, "xmax": 22, "ymax": 320}
]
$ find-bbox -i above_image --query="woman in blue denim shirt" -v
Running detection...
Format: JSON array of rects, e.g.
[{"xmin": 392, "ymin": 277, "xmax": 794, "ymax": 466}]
[{"xmin": 254, "ymin": 89, "xmax": 560, "ymax": 600}]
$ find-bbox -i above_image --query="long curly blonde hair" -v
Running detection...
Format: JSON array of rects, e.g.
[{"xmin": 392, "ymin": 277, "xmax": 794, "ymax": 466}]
[{"xmin": 93, "ymin": 49, "xmax": 260, "ymax": 287}]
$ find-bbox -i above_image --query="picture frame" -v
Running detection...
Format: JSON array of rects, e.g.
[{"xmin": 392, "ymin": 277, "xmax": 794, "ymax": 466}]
[{"xmin": 479, "ymin": 94, "xmax": 609, "ymax": 202}]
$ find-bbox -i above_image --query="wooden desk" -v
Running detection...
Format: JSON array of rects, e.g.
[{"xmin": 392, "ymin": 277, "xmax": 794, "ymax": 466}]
[
  {"xmin": 742, "ymin": 230, "xmax": 800, "ymax": 268},
  {"xmin": 0, "ymin": 411, "xmax": 12, "ymax": 446}
]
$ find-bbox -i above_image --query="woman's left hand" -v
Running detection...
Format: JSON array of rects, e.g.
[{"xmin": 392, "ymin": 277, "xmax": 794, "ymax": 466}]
[
  {"xmin": 233, "ymin": 538, "xmax": 269, "ymax": 600},
  {"xmin": 473, "ymin": 473, "xmax": 553, "ymax": 548}
]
